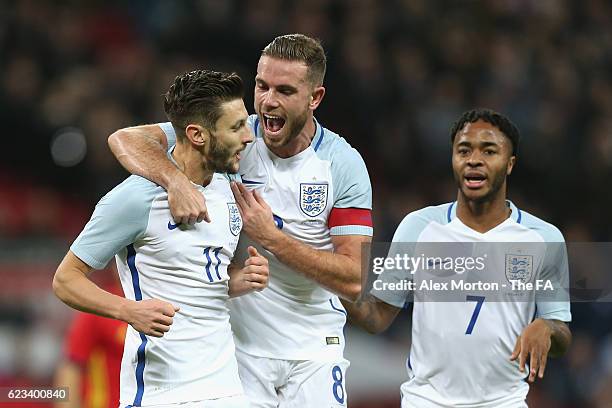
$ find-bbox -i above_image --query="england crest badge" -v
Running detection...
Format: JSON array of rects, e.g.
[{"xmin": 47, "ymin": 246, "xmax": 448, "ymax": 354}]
[
  {"xmin": 300, "ymin": 183, "xmax": 328, "ymax": 217},
  {"xmin": 227, "ymin": 203, "xmax": 242, "ymax": 236},
  {"xmin": 505, "ymin": 254, "xmax": 533, "ymax": 284}
]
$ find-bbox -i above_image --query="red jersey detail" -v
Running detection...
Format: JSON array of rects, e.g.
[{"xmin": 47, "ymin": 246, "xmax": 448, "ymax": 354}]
[{"xmin": 328, "ymin": 208, "xmax": 372, "ymax": 228}]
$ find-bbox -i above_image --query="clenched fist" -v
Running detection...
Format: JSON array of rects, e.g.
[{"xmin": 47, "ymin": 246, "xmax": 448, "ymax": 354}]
[{"xmin": 122, "ymin": 298, "xmax": 180, "ymax": 337}]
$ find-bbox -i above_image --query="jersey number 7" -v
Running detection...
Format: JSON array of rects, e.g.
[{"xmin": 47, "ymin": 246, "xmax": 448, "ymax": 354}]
[{"xmin": 465, "ymin": 295, "xmax": 485, "ymax": 334}]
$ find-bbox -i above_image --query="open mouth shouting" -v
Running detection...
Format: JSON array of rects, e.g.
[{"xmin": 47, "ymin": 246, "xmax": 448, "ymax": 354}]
[
  {"xmin": 262, "ymin": 113, "xmax": 286, "ymax": 136},
  {"xmin": 464, "ymin": 171, "xmax": 487, "ymax": 189}
]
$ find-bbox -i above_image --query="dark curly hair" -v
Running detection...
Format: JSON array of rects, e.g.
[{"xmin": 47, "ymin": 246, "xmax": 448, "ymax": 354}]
[{"xmin": 449, "ymin": 108, "xmax": 520, "ymax": 155}]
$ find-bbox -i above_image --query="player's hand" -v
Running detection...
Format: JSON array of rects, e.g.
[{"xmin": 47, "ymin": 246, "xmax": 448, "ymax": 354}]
[
  {"xmin": 231, "ymin": 182, "xmax": 278, "ymax": 244},
  {"xmin": 168, "ymin": 174, "xmax": 210, "ymax": 224},
  {"xmin": 228, "ymin": 246, "xmax": 269, "ymax": 297},
  {"xmin": 510, "ymin": 318, "xmax": 553, "ymax": 382},
  {"xmin": 122, "ymin": 298, "xmax": 180, "ymax": 337}
]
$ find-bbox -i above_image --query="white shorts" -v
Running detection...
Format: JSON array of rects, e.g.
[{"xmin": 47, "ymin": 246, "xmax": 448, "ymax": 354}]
[
  {"xmin": 400, "ymin": 381, "xmax": 528, "ymax": 408},
  {"xmin": 122, "ymin": 395, "xmax": 250, "ymax": 408},
  {"xmin": 401, "ymin": 399, "xmax": 527, "ymax": 408},
  {"xmin": 402, "ymin": 400, "xmax": 527, "ymax": 408},
  {"xmin": 236, "ymin": 349, "xmax": 350, "ymax": 408}
]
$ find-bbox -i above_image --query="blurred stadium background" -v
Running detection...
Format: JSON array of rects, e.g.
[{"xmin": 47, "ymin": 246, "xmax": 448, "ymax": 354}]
[{"xmin": 1, "ymin": 0, "xmax": 611, "ymax": 407}]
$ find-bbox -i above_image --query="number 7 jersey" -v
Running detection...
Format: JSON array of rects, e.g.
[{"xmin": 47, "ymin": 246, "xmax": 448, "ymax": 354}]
[{"xmin": 373, "ymin": 201, "xmax": 571, "ymax": 407}]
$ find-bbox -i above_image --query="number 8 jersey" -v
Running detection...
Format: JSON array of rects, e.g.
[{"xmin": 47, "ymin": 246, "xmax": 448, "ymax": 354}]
[{"xmin": 163, "ymin": 115, "xmax": 374, "ymax": 362}]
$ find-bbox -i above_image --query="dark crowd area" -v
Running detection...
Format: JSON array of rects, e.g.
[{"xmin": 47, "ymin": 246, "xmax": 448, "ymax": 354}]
[{"xmin": 1, "ymin": 1, "xmax": 611, "ymax": 406}]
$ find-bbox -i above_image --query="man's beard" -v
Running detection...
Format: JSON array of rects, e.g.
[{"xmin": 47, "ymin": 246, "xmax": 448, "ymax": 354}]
[
  {"xmin": 205, "ymin": 133, "xmax": 237, "ymax": 174},
  {"xmin": 284, "ymin": 108, "xmax": 309, "ymax": 146}
]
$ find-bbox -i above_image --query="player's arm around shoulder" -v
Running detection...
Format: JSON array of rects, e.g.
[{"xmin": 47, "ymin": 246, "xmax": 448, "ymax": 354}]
[
  {"xmin": 107, "ymin": 123, "xmax": 171, "ymax": 181},
  {"xmin": 228, "ymin": 246, "xmax": 269, "ymax": 297},
  {"xmin": 108, "ymin": 122, "xmax": 209, "ymax": 224}
]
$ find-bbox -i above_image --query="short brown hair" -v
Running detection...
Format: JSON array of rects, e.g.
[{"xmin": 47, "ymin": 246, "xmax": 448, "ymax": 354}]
[
  {"xmin": 163, "ymin": 70, "xmax": 243, "ymax": 140},
  {"xmin": 262, "ymin": 34, "xmax": 326, "ymax": 86}
]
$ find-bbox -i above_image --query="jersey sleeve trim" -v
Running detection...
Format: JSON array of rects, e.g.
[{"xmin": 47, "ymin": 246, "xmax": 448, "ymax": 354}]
[
  {"xmin": 69, "ymin": 248, "xmax": 109, "ymax": 270},
  {"xmin": 535, "ymin": 308, "xmax": 572, "ymax": 322},
  {"xmin": 330, "ymin": 225, "xmax": 373, "ymax": 236}
]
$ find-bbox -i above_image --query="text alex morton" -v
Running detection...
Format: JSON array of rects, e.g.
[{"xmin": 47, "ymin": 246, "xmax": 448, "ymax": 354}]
[
  {"xmin": 371, "ymin": 254, "xmax": 555, "ymax": 291},
  {"xmin": 373, "ymin": 279, "xmax": 555, "ymax": 292}
]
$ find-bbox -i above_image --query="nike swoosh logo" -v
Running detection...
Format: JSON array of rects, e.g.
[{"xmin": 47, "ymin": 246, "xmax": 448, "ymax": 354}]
[
  {"xmin": 240, "ymin": 175, "xmax": 264, "ymax": 185},
  {"xmin": 167, "ymin": 221, "xmax": 181, "ymax": 230}
]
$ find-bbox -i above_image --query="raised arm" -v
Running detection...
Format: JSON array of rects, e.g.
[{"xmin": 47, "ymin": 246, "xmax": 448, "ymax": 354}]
[{"xmin": 108, "ymin": 124, "xmax": 209, "ymax": 224}]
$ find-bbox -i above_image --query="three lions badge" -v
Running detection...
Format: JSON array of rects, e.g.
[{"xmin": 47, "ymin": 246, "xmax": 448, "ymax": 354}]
[
  {"xmin": 228, "ymin": 203, "xmax": 242, "ymax": 236},
  {"xmin": 505, "ymin": 254, "xmax": 533, "ymax": 284},
  {"xmin": 300, "ymin": 183, "xmax": 328, "ymax": 217}
]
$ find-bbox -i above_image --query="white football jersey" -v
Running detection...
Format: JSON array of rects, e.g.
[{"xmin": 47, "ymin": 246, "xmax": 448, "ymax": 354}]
[
  {"xmin": 71, "ymin": 163, "xmax": 244, "ymax": 406},
  {"xmin": 163, "ymin": 115, "xmax": 373, "ymax": 361},
  {"xmin": 372, "ymin": 201, "xmax": 571, "ymax": 407}
]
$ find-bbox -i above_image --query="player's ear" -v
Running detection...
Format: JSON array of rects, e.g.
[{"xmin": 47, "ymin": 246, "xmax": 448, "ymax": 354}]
[
  {"xmin": 507, "ymin": 155, "xmax": 516, "ymax": 176},
  {"xmin": 309, "ymin": 86, "xmax": 325, "ymax": 110},
  {"xmin": 185, "ymin": 124, "xmax": 208, "ymax": 147}
]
